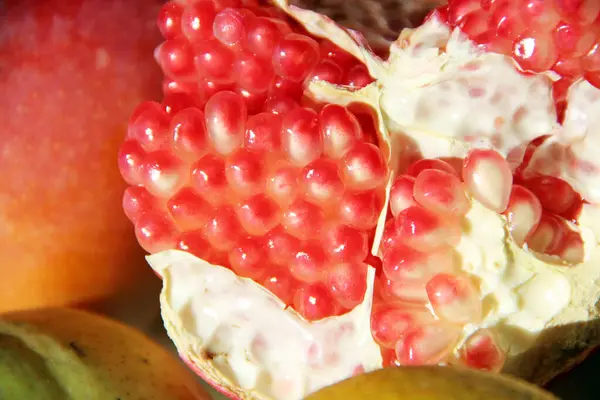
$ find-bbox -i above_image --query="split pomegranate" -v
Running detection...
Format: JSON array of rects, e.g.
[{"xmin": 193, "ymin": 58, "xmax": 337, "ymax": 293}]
[{"xmin": 119, "ymin": 0, "xmax": 600, "ymax": 399}]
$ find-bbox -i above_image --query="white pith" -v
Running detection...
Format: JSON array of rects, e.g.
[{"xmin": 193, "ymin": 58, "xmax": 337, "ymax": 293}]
[{"xmin": 148, "ymin": 2, "xmax": 600, "ymax": 400}]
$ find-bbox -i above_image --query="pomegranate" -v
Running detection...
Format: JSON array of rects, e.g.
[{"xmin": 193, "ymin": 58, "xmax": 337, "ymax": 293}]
[{"xmin": 118, "ymin": 0, "xmax": 600, "ymax": 399}]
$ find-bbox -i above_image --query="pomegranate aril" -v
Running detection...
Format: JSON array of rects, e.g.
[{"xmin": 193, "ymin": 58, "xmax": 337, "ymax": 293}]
[
  {"xmin": 413, "ymin": 169, "xmax": 470, "ymax": 217},
  {"xmin": 226, "ymin": 149, "xmax": 266, "ymax": 196},
  {"xmin": 342, "ymin": 143, "xmax": 387, "ymax": 190},
  {"xmin": 229, "ymin": 236, "xmax": 268, "ymax": 280},
  {"xmin": 247, "ymin": 17, "xmax": 289, "ymax": 59},
  {"xmin": 236, "ymin": 87, "xmax": 268, "ymax": 114},
  {"xmin": 339, "ymin": 190, "xmax": 382, "ymax": 230},
  {"xmin": 282, "ymin": 199, "xmax": 324, "ymax": 240},
  {"xmin": 181, "ymin": 1, "xmax": 217, "ymax": 42},
  {"xmin": 266, "ymin": 226, "xmax": 300, "ymax": 266},
  {"xmin": 320, "ymin": 104, "xmax": 363, "ymax": 159},
  {"xmin": 177, "ymin": 230, "xmax": 213, "ymax": 261},
  {"xmin": 291, "ymin": 242, "xmax": 327, "ymax": 283},
  {"xmin": 135, "ymin": 213, "xmax": 178, "ymax": 254},
  {"xmin": 405, "ymin": 158, "xmax": 459, "ymax": 178},
  {"xmin": 383, "ymin": 244, "xmax": 456, "ymax": 282},
  {"xmin": 266, "ymin": 164, "xmax": 299, "ymax": 205},
  {"xmin": 168, "ymin": 187, "xmax": 212, "ymax": 230},
  {"xmin": 158, "ymin": 1, "xmax": 183, "ymax": 40},
  {"xmin": 446, "ymin": 0, "xmax": 479, "ymax": 25},
  {"xmin": 526, "ymin": 212, "xmax": 567, "ymax": 254},
  {"xmin": 293, "ymin": 284, "xmax": 338, "ymax": 321},
  {"xmin": 345, "ymin": 64, "xmax": 374, "ymax": 88},
  {"xmin": 427, "ymin": 273, "xmax": 482, "ymax": 324},
  {"xmin": 128, "ymin": 101, "xmax": 169, "ymax": 151},
  {"xmin": 307, "ymin": 60, "xmax": 343, "ymax": 84},
  {"xmin": 269, "ymin": 76, "xmax": 303, "ymax": 99},
  {"xmin": 235, "ymin": 52, "xmax": 275, "ymax": 92},
  {"xmin": 520, "ymin": 0, "xmax": 560, "ymax": 28},
  {"xmin": 489, "ymin": 1, "xmax": 525, "ymax": 39},
  {"xmin": 583, "ymin": 43, "xmax": 600, "ymax": 72},
  {"xmin": 395, "ymin": 323, "xmax": 461, "ymax": 365},
  {"xmin": 513, "ymin": 30, "xmax": 558, "ymax": 73},
  {"xmin": 281, "ymin": 107, "xmax": 322, "ymax": 167},
  {"xmin": 264, "ymin": 96, "xmax": 299, "ymax": 115},
  {"xmin": 460, "ymin": 329, "xmax": 505, "ymax": 372},
  {"xmin": 371, "ymin": 305, "xmax": 433, "ymax": 348},
  {"xmin": 326, "ymin": 262, "xmax": 368, "ymax": 309},
  {"xmin": 554, "ymin": 21, "xmax": 596, "ymax": 58},
  {"xmin": 389, "ymin": 175, "xmax": 417, "ymax": 217},
  {"xmin": 556, "ymin": 0, "xmax": 600, "ymax": 26},
  {"xmin": 155, "ymin": 38, "xmax": 196, "ymax": 80},
  {"xmin": 194, "ymin": 40, "xmax": 235, "ymax": 83},
  {"xmin": 273, "ymin": 33, "xmax": 320, "ymax": 82},
  {"xmin": 171, "ymin": 108, "xmax": 208, "ymax": 160},
  {"xmin": 322, "ymin": 225, "xmax": 368, "ymax": 263},
  {"xmin": 379, "ymin": 274, "xmax": 429, "ymax": 303},
  {"xmin": 205, "ymin": 91, "xmax": 247, "ymax": 155},
  {"xmin": 191, "ymin": 154, "xmax": 227, "ymax": 201},
  {"xmin": 320, "ymin": 40, "xmax": 356, "ymax": 71},
  {"xmin": 213, "ymin": 8, "xmax": 253, "ymax": 49},
  {"xmin": 143, "ymin": 150, "xmax": 185, "ymax": 198},
  {"xmin": 463, "ymin": 148, "xmax": 512, "ymax": 213},
  {"xmin": 555, "ymin": 230, "xmax": 585, "ymax": 264},
  {"xmin": 237, "ymin": 194, "xmax": 281, "ymax": 236},
  {"xmin": 394, "ymin": 206, "xmax": 461, "ymax": 251},
  {"xmin": 163, "ymin": 93, "xmax": 203, "ymax": 116},
  {"xmin": 244, "ymin": 112, "xmax": 281, "ymax": 152},
  {"xmin": 459, "ymin": 9, "xmax": 489, "ymax": 38},
  {"xmin": 118, "ymin": 140, "xmax": 146, "ymax": 185},
  {"xmin": 123, "ymin": 186, "xmax": 155, "ymax": 224},
  {"xmin": 204, "ymin": 206, "xmax": 243, "ymax": 251},
  {"xmin": 524, "ymin": 176, "xmax": 579, "ymax": 216},
  {"xmin": 504, "ymin": 185, "xmax": 543, "ymax": 245},
  {"xmin": 300, "ymin": 159, "xmax": 344, "ymax": 206},
  {"xmin": 553, "ymin": 57, "xmax": 583, "ymax": 78},
  {"xmin": 262, "ymin": 269, "xmax": 296, "ymax": 304},
  {"xmin": 381, "ymin": 348, "xmax": 401, "ymax": 367}
]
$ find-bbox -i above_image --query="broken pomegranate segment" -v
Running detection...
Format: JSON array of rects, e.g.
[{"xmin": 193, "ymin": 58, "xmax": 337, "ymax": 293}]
[{"xmin": 119, "ymin": 0, "xmax": 600, "ymax": 399}]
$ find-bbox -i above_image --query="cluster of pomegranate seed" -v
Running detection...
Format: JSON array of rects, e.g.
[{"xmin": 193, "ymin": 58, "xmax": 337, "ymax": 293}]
[{"xmin": 155, "ymin": 0, "xmax": 373, "ymax": 115}]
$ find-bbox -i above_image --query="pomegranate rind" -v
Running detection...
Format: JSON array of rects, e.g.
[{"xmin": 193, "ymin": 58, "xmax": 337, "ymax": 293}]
[{"xmin": 148, "ymin": 250, "xmax": 381, "ymax": 400}]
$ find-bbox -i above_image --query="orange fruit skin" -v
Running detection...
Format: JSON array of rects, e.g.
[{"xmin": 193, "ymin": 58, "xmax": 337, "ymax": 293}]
[{"xmin": 0, "ymin": 0, "xmax": 164, "ymax": 320}]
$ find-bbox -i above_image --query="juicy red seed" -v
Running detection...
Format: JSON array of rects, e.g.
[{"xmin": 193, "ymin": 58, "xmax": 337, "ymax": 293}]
[
  {"xmin": 426, "ymin": 273, "xmax": 482, "ymax": 323},
  {"xmin": 307, "ymin": 60, "xmax": 343, "ymax": 84},
  {"xmin": 264, "ymin": 96, "xmax": 299, "ymax": 115},
  {"xmin": 524, "ymin": 176, "xmax": 579, "ymax": 216},
  {"xmin": 405, "ymin": 158, "xmax": 459, "ymax": 178},
  {"xmin": 341, "ymin": 143, "xmax": 387, "ymax": 190},
  {"xmin": 236, "ymin": 87, "xmax": 267, "ymax": 114},
  {"xmin": 319, "ymin": 104, "xmax": 363, "ymax": 160},
  {"xmin": 504, "ymin": 184, "xmax": 543, "ymax": 245},
  {"xmin": 142, "ymin": 150, "xmax": 185, "ymax": 198},
  {"xmin": 163, "ymin": 93, "xmax": 203, "ymax": 116},
  {"xmin": 262, "ymin": 269, "xmax": 296, "ymax": 304},
  {"xmin": 128, "ymin": 101, "xmax": 169, "ymax": 151},
  {"xmin": 177, "ymin": 230, "xmax": 213, "ymax": 260},
  {"xmin": 395, "ymin": 323, "xmax": 460, "ymax": 365},
  {"xmin": 320, "ymin": 40, "xmax": 357, "ymax": 70},
  {"xmin": 322, "ymin": 225, "xmax": 368, "ymax": 263},
  {"xmin": 526, "ymin": 212, "xmax": 567, "ymax": 254},
  {"xmin": 235, "ymin": 52, "xmax": 275, "ymax": 92},
  {"xmin": 371, "ymin": 306, "xmax": 426, "ymax": 348},
  {"xmin": 282, "ymin": 199, "xmax": 324, "ymax": 240},
  {"xmin": 213, "ymin": 8, "xmax": 253, "ymax": 48},
  {"xmin": 204, "ymin": 206, "xmax": 242, "ymax": 251},
  {"xmin": 290, "ymin": 242, "xmax": 327, "ymax": 283},
  {"xmin": 191, "ymin": 154, "xmax": 227, "ymax": 198},
  {"xmin": 447, "ymin": 0, "xmax": 479, "ymax": 25},
  {"xmin": 389, "ymin": 175, "xmax": 417, "ymax": 217},
  {"xmin": 170, "ymin": 108, "xmax": 208, "ymax": 160},
  {"xmin": 460, "ymin": 329, "xmax": 505, "ymax": 372},
  {"xmin": 158, "ymin": 2, "xmax": 183, "ymax": 39},
  {"xmin": 181, "ymin": 1, "xmax": 217, "ymax": 42},
  {"xmin": 198, "ymin": 79, "xmax": 235, "ymax": 105},
  {"xmin": 383, "ymin": 244, "xmax": 456, "ymax": 282},
  {"xmin": 293, "ymin": 284, "xmax": 338, "ymax": 321},
  {"xmin": 168, "ymin": 187, "xmax": 212, "ymax": 230},
  {"xmin": 326, "ymin": 262, "xmax": 368, "ymax": 309},
  {"xmin": 394, "ymin": 206, "xmax": 461, "ymax": 251},
  {"xmin": 237, "ymin": 194, "xmax": 281, "ymax": 236},
  {"xmin": 583, "ymin": 43, "xmax": 600, "ymax": 71},
  {"xmin": 226, "ymin": 149, "xmax": 266, "ymax": 196},
  {"xmin": 123, "ymin": 186, "xmax": 155, "ymax": 224},
  {"xmin": 381, "ymin": 219, "xmax": 399, "ymax": 253},
  {"xmin": 118, "ymin": 140, "xmax": 146, "ymax": 185},
  {"xmin": 135, "ymin": 213, "xmax": 178, "ymax": 254},
  {"xmin": 272, "ymin": 33, "xmax": 320, "ymax": 82},
  {"xmin": 300, "ymin": 159, "xmax": 344, "ymax": 205},
  {"xmin": 345, "ymin": 64, "xmax": 374, "ymax": 88},
  {"xmin": 269, "ymin": 76, "xmax": 304, "ymax": 99},
  {"xmin": 281, "ymin": 107, "xmax": 322, "ymax": 167},
  {"xmin": 247, "ymin": 17, "xmax": 288, "ymax": 59},
  {"xmin": 556, "ymin": 0, "xmax": 600, "ymax": 25},
  {"xmin": 463, "ymin": 148, "xmax": 512, "ymax": 213},
  {"xmin": 378, "ymin": 274, "xmax": 429, "ymax": 303},
  {"xmin": 339, "ymin": 190, "xmax": 382, "ymax": 230},
  {"xmin": 194, "ymin": 40, "xmax": 235, "ymax": 83},
  {"xmin": 205, "ymin": 91, "xmax": 247, "ymax": 155},
  {"xmin": 266, "ymin": 226, "xmax": 300, "ymax": 265},
  {"xmin": 554, "ymin": 22, "xmax": 596, "ymax": 58},
  {"xmin": 156, "ymin": 39, "xmax": 196, "ymax": 79},
  {"xmin": 229, "ymin": 236, "xmax": 268, "ymax": 280},
  {"xmin": 244, "ymin": 112, "xmax": 282, "ymax": 152},
  {"xmin": 266, "ymin": 164, "xmax": 299, "ymax": 205},
  {"xmin": 555, "ymin": 230, "xmax": 585, "ymax": 264},
  {"xmin": 513, "ymin": 30, "xmax": 558, "ymax": 73},
  {"xmin": 413, "ymin": 169, "xmax": 470, "ymax": 216},
  {"xmin": 520, "ymin": 0, "xmax": 560, "ymax": 28}
]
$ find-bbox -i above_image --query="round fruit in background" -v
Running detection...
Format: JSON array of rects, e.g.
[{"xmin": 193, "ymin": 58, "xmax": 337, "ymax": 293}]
[{"xmin": 0, "ymin": 0, "xmax": 163, "ymax": 321}]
